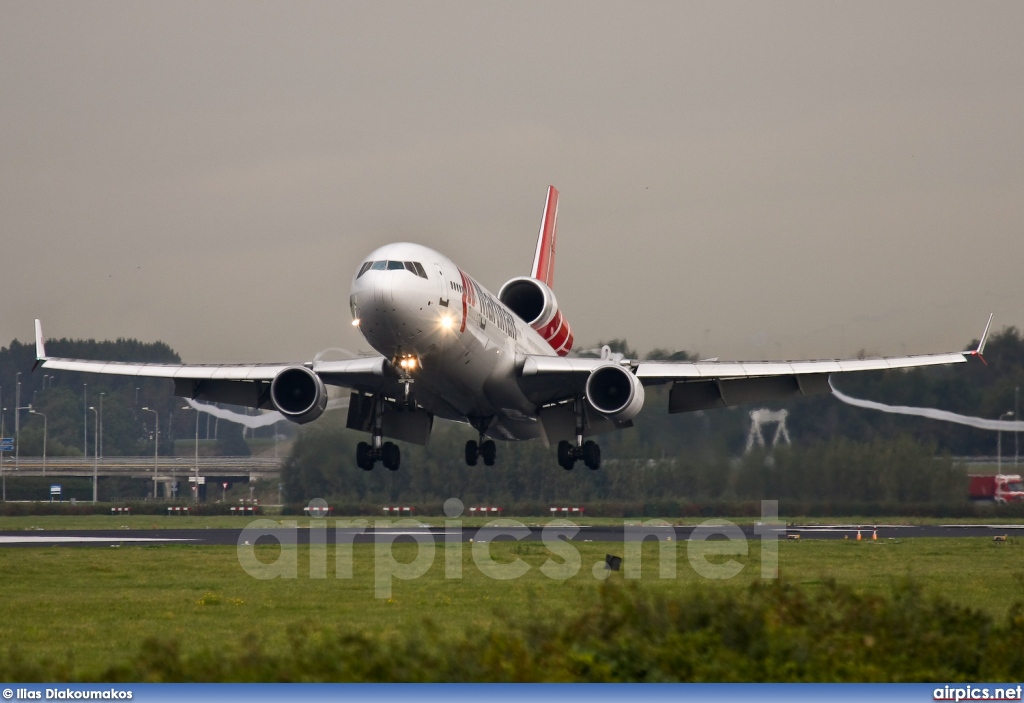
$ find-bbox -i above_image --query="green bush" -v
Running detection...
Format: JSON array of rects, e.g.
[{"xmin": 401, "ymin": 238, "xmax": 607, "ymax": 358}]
[{"xmin": 5, "ymin": 579, "xmax": 1020, "ymax": 682}]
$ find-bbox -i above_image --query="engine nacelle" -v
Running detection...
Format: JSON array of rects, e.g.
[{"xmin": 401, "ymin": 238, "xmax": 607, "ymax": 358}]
[
  {"xmin": 270, "ymin": 366, "xmax": 328, "ymax": 424},
  {"xmin": 585, "ymin": 365, "xmax": 645, "ymax": 422},
  {"xmin": 497, "ymin": 276, "xmax": 574, "ymax": 355}
]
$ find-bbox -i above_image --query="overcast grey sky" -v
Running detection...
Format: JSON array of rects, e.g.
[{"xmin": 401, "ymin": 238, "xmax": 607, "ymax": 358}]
[{"xmin": 2, "ymin": 2, "xmax": 1021, "ymax": 363}]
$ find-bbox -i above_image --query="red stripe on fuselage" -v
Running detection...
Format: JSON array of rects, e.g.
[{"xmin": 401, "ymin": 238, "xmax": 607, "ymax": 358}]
[{"xmin": 458, "ymin": 269, "xmax": 471, "ymax": 333}]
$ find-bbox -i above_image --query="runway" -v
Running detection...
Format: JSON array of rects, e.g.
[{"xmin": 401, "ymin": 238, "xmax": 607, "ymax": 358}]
[{"xmin": 1, "ymin": 523, "xmax": 1023, "ymax": 547}]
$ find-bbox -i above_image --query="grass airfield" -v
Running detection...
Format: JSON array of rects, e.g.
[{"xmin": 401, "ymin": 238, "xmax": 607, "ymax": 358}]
[{"xmin": 1, "ymin": 528, "xmax": 1023, "ymax": 679}]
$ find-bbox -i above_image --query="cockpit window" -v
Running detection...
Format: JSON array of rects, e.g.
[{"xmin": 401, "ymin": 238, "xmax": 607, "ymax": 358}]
[{"xmin": 357, "ymin": 260, "xmax": 429, "ymax": 279}]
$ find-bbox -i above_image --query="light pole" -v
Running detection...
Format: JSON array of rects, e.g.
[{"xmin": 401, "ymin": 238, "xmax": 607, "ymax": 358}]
[
  {"xmin": 1, "ymin": 405, "xmax": 6, "ymax": 502},
  {"xmin": 15, "ymin": 372, "xmax": 20, "ymax": 471},
  {"xmin": 998, "ymin": 411, "xmax": 1015, "ymax": 473},
  {"xmin": 83, "ymin": 383, "xmax": 87, "ymax": 456},
  {"xmin": 99, "ymin": 392, "xmax": 105, "ymax": 459},
  {"xmin": 28, "ymin": 409, "xmax": 46, "ymax": 476},
  {"xmin": 181, "ymin": 405, "xmax": 200, "ymax": 504},
  {"xmin": 89, "ymin": 406, "xmax": 98, "ymax": 502},
  {"xmin": 142, "ymin": 407, "xmax": 159, "ymax": 500}
]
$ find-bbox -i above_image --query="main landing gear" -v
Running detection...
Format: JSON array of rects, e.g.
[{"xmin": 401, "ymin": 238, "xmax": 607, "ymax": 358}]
[
  {"xmin": 557, "ymin": 396, "xmax": 601, "ymax": 470},
  {"xmin": 557, "ymin": 439, "xmax": 600, "ymax": 470},
  {"xmin": 356, "ymin": 440, "xmax": 400, "ymax": 471},
  {"xmin": 465, "ymin": 417, "xmax": 496, "ymax": 466},
  {"xmin": 355, "ymin": 394, "xmax": 401, "ymax": 471},
  {"xmin": 465, "ymin": 438, "xmax": 496, "ymax": 466}
]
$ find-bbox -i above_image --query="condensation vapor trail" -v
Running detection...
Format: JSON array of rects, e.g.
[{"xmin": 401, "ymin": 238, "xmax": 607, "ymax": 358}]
[
  {"xmin": 183, "ymin": 396, "xmax": 349, "ymax": 429},
  {"xmin": 830, "ymin": 381, "xmax": 1024, "ymax": 431}
]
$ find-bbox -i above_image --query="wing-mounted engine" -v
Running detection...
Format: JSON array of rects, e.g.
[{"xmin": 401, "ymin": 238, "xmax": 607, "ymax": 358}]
[
  {"xmin": 498, "ymin": 276, "xmax": 574, "ymax": 356},
  {"xmin": 585, "ymin": 364, "xmax": 645, "ymax": 422},
  {"xmin": 270, "ymin": 366, "xmax": 328, "ymax": 424}
]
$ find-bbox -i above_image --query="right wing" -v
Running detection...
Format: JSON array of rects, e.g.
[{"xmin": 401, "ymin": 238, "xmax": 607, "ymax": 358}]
[
  {"xmin": 34, "ymin": 320, "xmax": 395, "ymax": 409},
  {"xmin": 518, "ymin": 314, "xmax": 993, "ymax": 412}
]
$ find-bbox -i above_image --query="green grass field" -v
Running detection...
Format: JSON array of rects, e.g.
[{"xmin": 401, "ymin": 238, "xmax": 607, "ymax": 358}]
[{"xmin": 1, "ymin": 535, "xmax": 1023, "ymax": 680}]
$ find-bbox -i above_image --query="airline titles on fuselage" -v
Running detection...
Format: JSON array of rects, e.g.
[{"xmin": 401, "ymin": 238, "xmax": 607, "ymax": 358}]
[{"xmin": 459, "ymin": 269, "xmax": 518, "ymax": 341}]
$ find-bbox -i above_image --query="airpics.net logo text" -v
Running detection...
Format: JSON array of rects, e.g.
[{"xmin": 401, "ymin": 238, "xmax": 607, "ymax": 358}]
[{"xmin": 235, "ymin": 498, "xmax": 783, "ymax": 599}]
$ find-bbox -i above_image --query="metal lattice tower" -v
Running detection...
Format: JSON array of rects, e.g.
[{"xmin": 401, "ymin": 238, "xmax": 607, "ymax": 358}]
[{"xmin": 745, "ymin": 408, "xmax": 792, "ymax": 453}]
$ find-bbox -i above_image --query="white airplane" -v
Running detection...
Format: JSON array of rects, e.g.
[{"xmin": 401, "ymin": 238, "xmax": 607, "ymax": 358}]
[{"xmin": 34, "ymin": 186, "xmax": 992, "ymax": 471}]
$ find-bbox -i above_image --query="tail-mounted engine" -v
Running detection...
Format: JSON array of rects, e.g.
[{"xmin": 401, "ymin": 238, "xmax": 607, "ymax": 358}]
[
  {"xmin": 270, "ymin": 366, "xmax": 328, "ymax": 424},
  {"xmin": 585, "ymin": 365, "xmax": 645, "ymax": 422},
  {"xmin": 497, "ymin": 276, "xmax": 573, "ymax": 356}
]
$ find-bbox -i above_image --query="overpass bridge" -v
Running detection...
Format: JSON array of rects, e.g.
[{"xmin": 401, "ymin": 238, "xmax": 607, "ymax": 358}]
[{"xmin": 0, "ymin": 456, "xmax": 282, "ymax": 483}]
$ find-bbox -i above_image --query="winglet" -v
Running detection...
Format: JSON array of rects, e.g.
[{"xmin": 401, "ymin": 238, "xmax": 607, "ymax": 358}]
[
  {"xmin": 968, "ymin": 313, "xmax": 994, "ymax": 365},
  {"xmin": 530, "ymin": 185, "xmax": 559, "ymax": 288},
  {"xmin": 33, "ymin": 319, "xmax": 47, "ymax": 370}
]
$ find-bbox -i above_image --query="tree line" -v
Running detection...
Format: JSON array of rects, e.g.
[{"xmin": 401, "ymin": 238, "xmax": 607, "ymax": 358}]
[{"xmin": 0, "ymin": 337, "xmax": 260, "ymax": 459}]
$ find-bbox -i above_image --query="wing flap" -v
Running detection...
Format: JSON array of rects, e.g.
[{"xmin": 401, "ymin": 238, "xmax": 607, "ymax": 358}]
[{"xmin": 669, "ymin": 374, "xmax": 832, "ymax": 413}]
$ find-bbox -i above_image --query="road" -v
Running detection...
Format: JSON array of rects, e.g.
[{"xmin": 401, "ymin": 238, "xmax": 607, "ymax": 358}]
[{"xmin": 2, "ymin": 523, "xmax": 1023, "ymax": 547}]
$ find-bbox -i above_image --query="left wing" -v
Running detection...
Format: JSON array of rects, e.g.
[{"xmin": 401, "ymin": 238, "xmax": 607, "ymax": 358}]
[
  {"xmin": 518, "ymin": 315, "xmax": 992, "ymax": 412},
  {"xmin": 33, "ymin": 320, "xmax": 395, "ymax": 409}
]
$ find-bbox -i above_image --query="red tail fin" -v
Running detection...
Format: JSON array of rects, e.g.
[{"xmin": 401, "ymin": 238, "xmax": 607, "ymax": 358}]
[{"xmin": 531, "ymin": 185, "xmax": 559, "ymax": 288}]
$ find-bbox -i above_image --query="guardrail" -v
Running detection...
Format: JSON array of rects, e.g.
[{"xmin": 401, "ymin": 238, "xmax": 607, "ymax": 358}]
[
  {"xmin": 0, "ymin": 456, "xmax": 282, "ymax": 478},
  {"xmin": 1, "ymin": 456, "xmax": 280, "ymax": 467},
  {"xmin": 953, "ymin": 456, "xmax": 1023, "ymax": 466}
]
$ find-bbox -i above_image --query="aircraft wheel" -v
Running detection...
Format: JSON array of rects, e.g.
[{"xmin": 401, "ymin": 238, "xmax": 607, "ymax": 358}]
[
  {"xmin": 582, "ymin": 441, "xmax": 601, "ymax": 470},
  {"xmin": 382, "ymin": 442, "xmax": 400, "ymax": 471},
  {"xmin": 481, "ymin": 440, "xmax": 497, "ymax": 466},
  {"xmin": 465, "ymin": 440, "xmax": 479, "ymax": 466},
  {"xmin": 557, "ymin": 440, "xmax": 575, "ymax": 470},
  {"xmin": 356, "ymin": 442, "xmax": 374, "ymax": 471}
]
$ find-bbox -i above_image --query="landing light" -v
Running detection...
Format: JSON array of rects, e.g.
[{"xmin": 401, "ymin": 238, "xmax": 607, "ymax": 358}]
[
  {"xmin": 352, "ymin": 318, "xmax": 361, "ymax": 327},
  {"xmin": 398, "ymin": 357, "xmax": 418, "ymax": 371},
  {"xmin": 440, "ymin": 315, "xmax": 454, "ymax": 330}
]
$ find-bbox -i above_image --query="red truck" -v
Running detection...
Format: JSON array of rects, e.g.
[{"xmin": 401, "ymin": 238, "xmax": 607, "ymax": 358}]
[{"xmin": 969, "ymin": 474, "xmax": 1024, "ymax": 503}]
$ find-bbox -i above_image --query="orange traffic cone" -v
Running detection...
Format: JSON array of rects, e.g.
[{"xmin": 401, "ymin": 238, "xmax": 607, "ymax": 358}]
[
  {"xmin": 872, "ymin": 529, "xmax": 878, "ymax": 541},
  {"xmin": 856, "ymin": 530, "xmax": 862, "ymax": 541}
]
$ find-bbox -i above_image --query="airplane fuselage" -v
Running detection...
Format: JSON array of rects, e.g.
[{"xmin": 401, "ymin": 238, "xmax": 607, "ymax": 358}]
[{"xmin": 349, "ymin": 242, "xmax": 555, "ymax": 440}]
